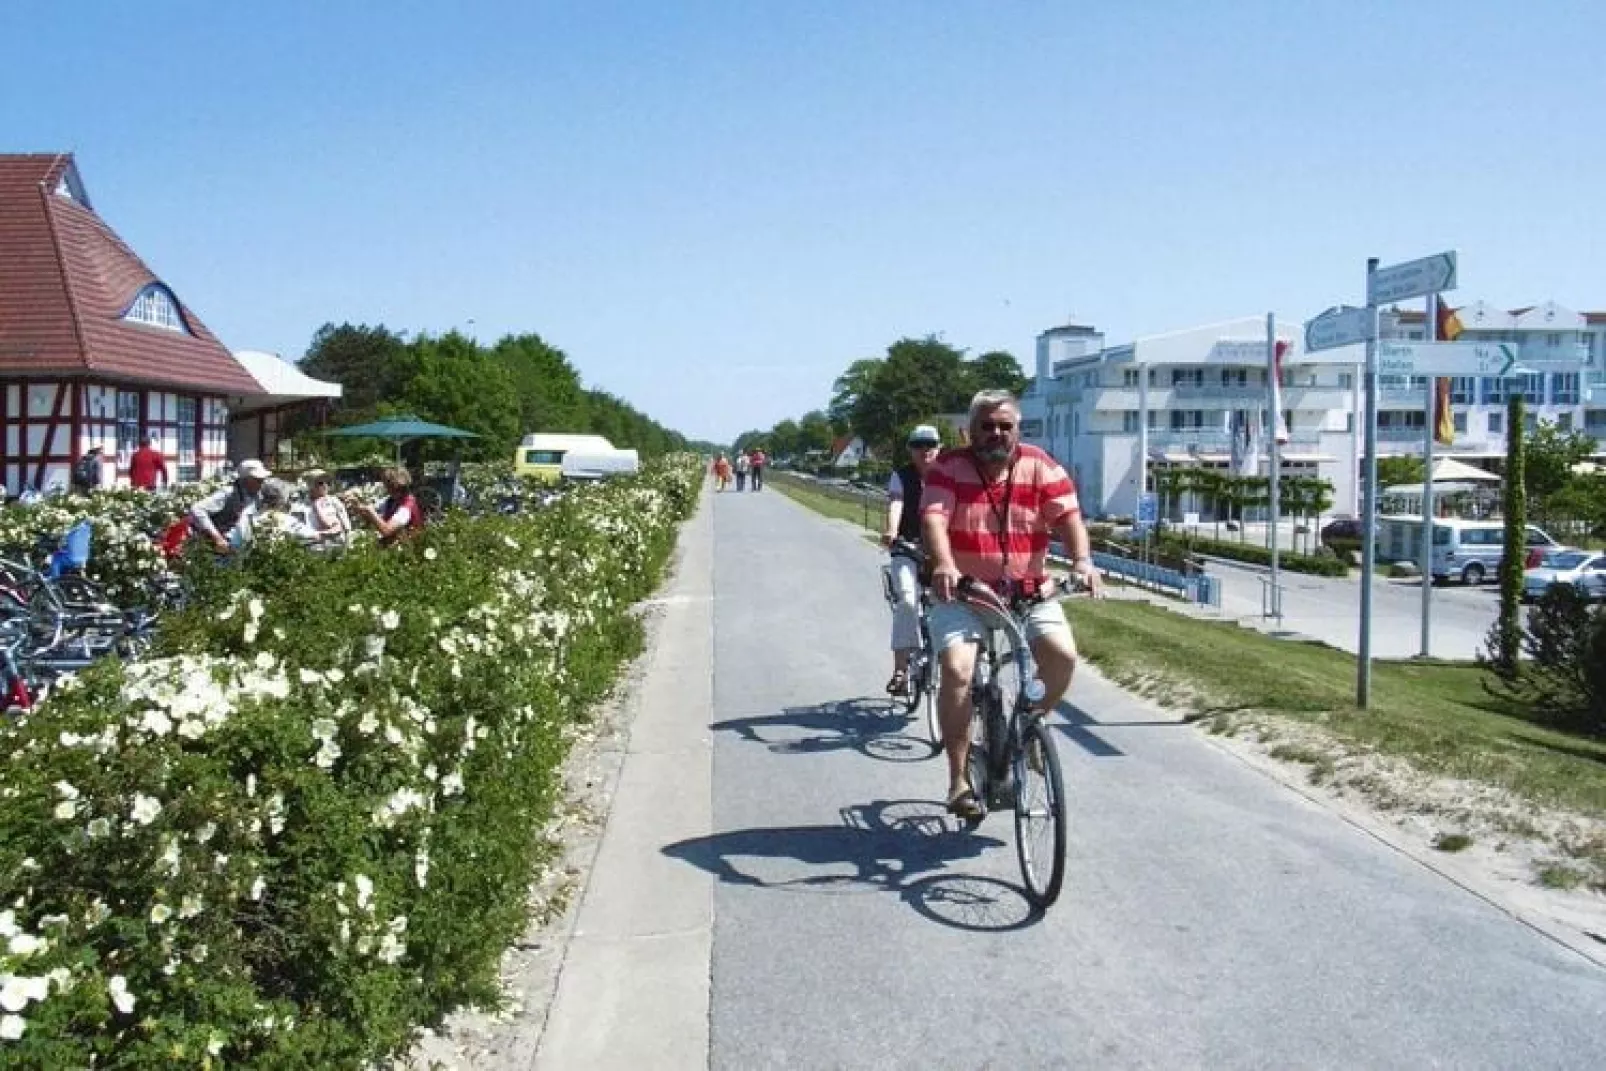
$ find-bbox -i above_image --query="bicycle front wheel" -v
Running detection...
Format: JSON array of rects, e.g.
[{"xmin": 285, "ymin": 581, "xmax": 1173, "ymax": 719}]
[
  {"xmin": 921, "ymin": 653, "xmax": 941, "ymax": 750},
  {"xmin": 1014, "ymin": 719, "xmax": 1067, "ymax": 907}
]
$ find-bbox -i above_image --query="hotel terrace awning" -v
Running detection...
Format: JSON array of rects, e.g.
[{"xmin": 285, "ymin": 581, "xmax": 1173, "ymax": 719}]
[{"xmin": 230, "ymin": 350, "xmax": 342, "ymax": 413}]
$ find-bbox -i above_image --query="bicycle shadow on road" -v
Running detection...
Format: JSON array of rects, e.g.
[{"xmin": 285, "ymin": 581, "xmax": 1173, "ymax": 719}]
[
  {"xmin": 710, "ymin": 698, "xmax": 934, "ymax": 764},
  {"xmin": 662, "ymin": 799, "xmax": 1041, "ymax": 931}
]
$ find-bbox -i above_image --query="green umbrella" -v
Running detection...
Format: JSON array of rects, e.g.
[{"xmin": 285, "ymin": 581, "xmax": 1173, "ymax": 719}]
[{"xmin": 325, "ymin": 414, "xmax": 479, "ymax": 463}]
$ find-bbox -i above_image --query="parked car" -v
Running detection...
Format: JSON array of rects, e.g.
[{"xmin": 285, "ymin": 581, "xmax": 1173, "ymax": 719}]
[
  {"xmin": 1376, "ymin": 516, "xmax": 1561, "ymax": 585},
  {"xmin": 1522, "ymin": 550, "xmax": 1606, "ymax": 602},
  {"xmin": 1320, "ymin": 517, "xmax": 1364, "ymax": 549}
]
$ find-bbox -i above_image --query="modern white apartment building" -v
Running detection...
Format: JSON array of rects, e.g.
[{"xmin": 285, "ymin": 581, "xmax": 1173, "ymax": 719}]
[
  {"xmin": 1020, "ymin": 317, "xmax": 1358, "ymax": 520},
  {"xmin": 1378, "ymin": 301, "xmax": 1603, "ymax": 456},
  {"xmin": 1021, "ymin": 302, "xmax": 1606, "ymax": 521}
]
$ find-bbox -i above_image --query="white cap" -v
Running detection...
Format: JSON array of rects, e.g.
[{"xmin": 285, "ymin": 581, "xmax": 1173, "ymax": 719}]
[
  {"xmin": 238, "ymin": 459, "xmax": 272, "ymax": 480},
  {"xmin": 907, "ymin": 424, "xmax": 941, "ymax": 446}
]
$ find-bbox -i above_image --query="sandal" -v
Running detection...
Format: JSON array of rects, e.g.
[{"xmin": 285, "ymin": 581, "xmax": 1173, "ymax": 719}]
[
  {"xmin": 946, "ymin": 783, "xmax": 984, "ymax": 819},
  {"xmin": 885, "ymin": 671, "xmax": 908, "ymax": 695}
]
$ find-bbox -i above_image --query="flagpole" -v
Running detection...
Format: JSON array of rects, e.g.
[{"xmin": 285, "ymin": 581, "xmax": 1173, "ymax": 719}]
[
  {"xmin": 1419, "ymin": 294, "xmax": 1438, "ymax": 658},
  {"xmin": 1267, "ymin": 312, "xmax": 1281, "ymax": 620}
]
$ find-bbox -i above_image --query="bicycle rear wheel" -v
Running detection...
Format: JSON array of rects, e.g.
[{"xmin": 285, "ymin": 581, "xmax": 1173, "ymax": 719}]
[{"xmin": 1014, "ymin": 719, "xmax": 1067, "ymax": 907}]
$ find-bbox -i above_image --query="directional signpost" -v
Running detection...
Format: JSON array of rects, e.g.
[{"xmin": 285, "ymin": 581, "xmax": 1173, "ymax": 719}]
[
  {"xmin": 1308, "ymin": 250, "xmax": 1462, "ymax": 709},
  {"xmin": 1376, "ymin": 341, "xmax": 1517, "ymax": 377},
  {"xmin": 1367, "ymin": 251, "xmax": 1457, "ymax": 306},
  {"xmin": 1304, "ymin": 305, "xmax": 1374, "ymax": 354}
]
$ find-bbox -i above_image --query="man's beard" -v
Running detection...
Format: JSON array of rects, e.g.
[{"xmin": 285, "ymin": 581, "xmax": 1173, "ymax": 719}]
[{"xmin": 975, "ymin": 442, "xmax": 1014, "ymax": 464}]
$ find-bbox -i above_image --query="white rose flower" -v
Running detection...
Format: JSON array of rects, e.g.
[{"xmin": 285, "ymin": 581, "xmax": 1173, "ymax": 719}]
[
  {"xmin": 7, "ymin": 934, "xmax": 46, "ymax": 957},
  {"xmin": 423, "ymin": 547, "xmax": 438, "ymax": 561},
  {"xmin": 130, "ymin": 794, "xmax": 161, "ymax": 826},
  {"xmin": 108, "ymin": 974, "xmax": 135, "ymax": 1015},
  {"xmin": 149, "ymin": 904, "xmax": 172, "ymax": 924},
  {"xmin": 380, "ymin": 610, "xmax": 400, "ymax": 631},
  {"xmin": 0, "ymin": 1014, "xmax": 22, "ymax": 1040},
  {"xmin": 54, "ymin": 800, "xmax": 78, "ymax": 821},
  {"xmin": 250, "ymin": 876, "xmax": 266, "ymax": 901},
  {"xmin": 54, "ymin": 780, "xmax": 79, "ymax": 800}
]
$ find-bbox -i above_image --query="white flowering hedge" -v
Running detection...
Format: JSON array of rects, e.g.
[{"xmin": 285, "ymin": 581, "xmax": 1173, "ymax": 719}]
[{"xmin": 0, "ymin": 456, "xmax": 701, "ymax": 1067}]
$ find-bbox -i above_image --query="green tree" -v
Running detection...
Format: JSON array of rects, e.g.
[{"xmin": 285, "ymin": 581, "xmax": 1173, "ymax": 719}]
[
  {"xmin": 797, "ymin": 411, "xmax": 835, "ymax": 456},
  {"xmin": 1376, "ymin": 455, "xmax": 1424, "ymax": 490},
  {"xmin": 490, "ymin": 333, "xmax": 588, "ymax": 435},
  {"xmin": 1525, "ymin": 418, "xmax": 1596, "ymax": 506},
  {"xmin": 768, "ymin": 419, "xmax": 801, "ymax": 459},
  {"xmin": 852, "ymin": 336, "xmax": 971, "ymax": 453},
  {"xmin": 965, "ymin": 350, "xmax": 1028, "ymax": 397},
  {"xmin": 391, "ymin": 331, "xmax": 521, "ymax": 460},
  {"xmin": 1492, "ymin": 395, "xmax": 1527, "ymax": 676},
  {"xmin": 829, "ymin": 359, "xmax": 884, "ymax": 431},
  {"xmin": 299, "ymin": 322, "xmax": 408, "ymax": 412}
]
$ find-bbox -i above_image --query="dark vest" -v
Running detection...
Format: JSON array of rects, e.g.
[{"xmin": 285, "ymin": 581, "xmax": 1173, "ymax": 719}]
[{"xmin": 895, "ymin": 464, "xmax": 924, "ymax": 542}]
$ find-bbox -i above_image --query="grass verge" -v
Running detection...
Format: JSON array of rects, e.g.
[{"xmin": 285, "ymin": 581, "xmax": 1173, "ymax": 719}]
[
  {"xmin": 768, "ymin": 472, "xmax": 885, "ymax": 531},
  {"xmin": 1069, "ymin": 598, "xmax": 1606, "ymax": 821}
]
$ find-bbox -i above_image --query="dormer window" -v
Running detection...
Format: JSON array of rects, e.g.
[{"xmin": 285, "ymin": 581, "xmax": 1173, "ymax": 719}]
[{"xmin": 123, "ymin": 285, "xmax": 189, "ymax": 333}]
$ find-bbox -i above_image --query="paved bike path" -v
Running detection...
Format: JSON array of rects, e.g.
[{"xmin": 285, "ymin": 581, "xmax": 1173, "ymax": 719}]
[{"xmin": 679, "ymin": 487, "xmax": 1606, "ymax": 1069}]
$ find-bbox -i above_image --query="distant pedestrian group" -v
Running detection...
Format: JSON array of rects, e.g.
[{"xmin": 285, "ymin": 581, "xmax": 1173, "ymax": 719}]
[{"xmin": 712, "ymin": 448, "xmax": 767, "ymax": 492}]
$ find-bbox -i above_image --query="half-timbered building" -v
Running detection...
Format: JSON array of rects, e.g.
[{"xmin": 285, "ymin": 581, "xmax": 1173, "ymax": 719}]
[{"xmin": 0, "ymin": 153, "xmax": 262, "ymax": 493}]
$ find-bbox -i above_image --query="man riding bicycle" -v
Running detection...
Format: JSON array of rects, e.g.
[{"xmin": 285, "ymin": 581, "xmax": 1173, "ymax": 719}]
[
  {"xmin": 921, "ymin": 390, "xmax": 1101, "ymax": 819},
  {"xmin": 881, "ymin": 424, "xmax": 943, "ymax": 695}
]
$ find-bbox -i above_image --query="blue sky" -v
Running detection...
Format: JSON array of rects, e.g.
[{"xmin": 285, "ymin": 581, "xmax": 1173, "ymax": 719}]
[{"xmin": 4, "ymin": 1, "xmax": 1601, "ymax": 443}]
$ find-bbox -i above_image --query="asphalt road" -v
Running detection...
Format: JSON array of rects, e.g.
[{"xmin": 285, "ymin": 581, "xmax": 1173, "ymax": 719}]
[
  {"xmin": 1202, "ymin": 556, "xmax": 1501, "ymax": 660},
  {"xmin": 672, "ymin": 487, "xmax": 1605, "ymax": 1069}
]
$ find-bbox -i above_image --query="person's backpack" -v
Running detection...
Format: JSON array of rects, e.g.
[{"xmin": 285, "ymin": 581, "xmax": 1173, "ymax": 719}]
[{"xmin": 71, "ymin": 453, "xmax": 97, "ymax": 489}]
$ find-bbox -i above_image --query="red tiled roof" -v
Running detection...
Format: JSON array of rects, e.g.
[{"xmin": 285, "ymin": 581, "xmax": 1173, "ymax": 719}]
[{"xmin": 0, "ymin": 153, "xmax": 261, "ymax": 394}]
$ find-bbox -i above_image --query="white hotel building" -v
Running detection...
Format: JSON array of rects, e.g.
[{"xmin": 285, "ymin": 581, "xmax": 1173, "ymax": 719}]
[{"xmin": 1020, "ymin": 303, "xmax": 1606, "ymax": 521}]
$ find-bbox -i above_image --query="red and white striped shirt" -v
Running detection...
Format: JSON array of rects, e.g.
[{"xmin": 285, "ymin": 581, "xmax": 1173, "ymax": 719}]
[{"xmin": 919, "ymin": 444, "xmax": 1080, "ymax": 585}]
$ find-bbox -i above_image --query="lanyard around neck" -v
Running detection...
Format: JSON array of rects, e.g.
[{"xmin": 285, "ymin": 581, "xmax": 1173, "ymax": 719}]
[{"xmin": 968, "ymin": 450, "xmax": 1017, "ymax": 575}]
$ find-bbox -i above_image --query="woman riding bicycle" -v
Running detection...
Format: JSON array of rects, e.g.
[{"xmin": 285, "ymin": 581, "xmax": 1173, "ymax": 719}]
[{"xmin": 881, "ymin": 425, "xmax": 943, "ymax": 696}]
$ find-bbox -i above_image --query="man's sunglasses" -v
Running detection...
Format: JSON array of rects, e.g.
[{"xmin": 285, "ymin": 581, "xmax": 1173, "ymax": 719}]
[{"xmin": 978, "ymin": 421, "xmax": 1017, "ymax": 433}]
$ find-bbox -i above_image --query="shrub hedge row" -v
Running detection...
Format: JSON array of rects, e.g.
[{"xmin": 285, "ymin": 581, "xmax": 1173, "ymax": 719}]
[
  {"xmin": 0, "ymin": 457, "xmax": 701, "ymax": 1067},
  {"xmin": 1157, "ymin": 533, "xmax": 1349, "ymax": 577}
]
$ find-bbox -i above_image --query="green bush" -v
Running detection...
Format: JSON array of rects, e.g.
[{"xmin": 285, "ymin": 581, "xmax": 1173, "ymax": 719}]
[
  {"xmin": 0, "ymin": 457, "xmax": 701, "ymax": 1066},
  {"xmin": 1157, "ymin": 534, "xmax": 1349, "ymax": 577},
  {"xmin": 1485, "ymin": 584, "xmax": 1606, "ymax": 737}
]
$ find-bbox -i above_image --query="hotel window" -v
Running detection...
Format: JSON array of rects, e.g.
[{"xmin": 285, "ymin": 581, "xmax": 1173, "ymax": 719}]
[
  {"xmin": 177, "ymin": 397, "xmax": 198, "ymax": 481},
  {"xmin": 1558, "ymin": 412, "xmax": 1574, "ymax": 430},
  {"xmin": 1483, "ymin": 377, "xmax": 1508, "ymax": 404},
  {"xmin": 1122, "ymin": 411, "xmax": 1140, "ymax": 433},
  {"xmin": 1338, "ymin": 372, "xmax": 1354, "ymax": 389},
  {"xmin": 1516, "ymin": 373, "xmax": 1544, "ymax": 403},
  {"xmin": 1220, "ymin": 368, "xmax": 1248, "ymax": 388},
  {"xmin": 1552, "ymin": 372, "xmax": 1580, "ymax": 404},
  {"xmin": 116, "ymin": 391, "xmax": 141, "ymax": 458},
  {"xmin": 1489, "ymin": 412, "xmax": 1504, "ymax": 435},
  {"xmin": 1122, "ymin": 368, "xmax": 1139, "ymax": 387},
  {"xmin": 1147, "ymin": 410, "xmax": 1162, "ymax": 429},
  {"xmin": 1449, "ymin": 377, "xmax": 1475, "ymax": 405},
  {"xmin": 1453, "ymin": 412, "xmax": 1467, "ymax": 434},
  {"xmin": 1169, "ymin": 409, "xmax": 1205, "ymax": 430},
  {"xmin": 1171, "ymin": 368, "xmax": 1204, "ymax": 388}
]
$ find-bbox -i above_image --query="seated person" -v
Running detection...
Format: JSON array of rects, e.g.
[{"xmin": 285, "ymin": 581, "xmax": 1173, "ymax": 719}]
[
  {"xmin": 304, "ymin": 469, "xmax": 353, "ymax": 547},
  {"xmin": 189, "ymin": 459, "xmax": 270, "ymax": 552},
  {"xmin": 355, "ymin": 467, "xmax": 424, "ymax": 546}
]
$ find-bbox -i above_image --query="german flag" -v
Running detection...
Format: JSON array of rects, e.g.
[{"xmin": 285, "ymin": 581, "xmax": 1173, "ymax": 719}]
[{"xmin": 1433, "ymin": 300, "xmax": 1464, "ymax": 444}]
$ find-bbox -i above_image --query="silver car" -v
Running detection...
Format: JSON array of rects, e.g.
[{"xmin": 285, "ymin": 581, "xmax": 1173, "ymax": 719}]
[{"xmin": 1521, "ymin": 550, "xmax": 1606, "ymax": 602}]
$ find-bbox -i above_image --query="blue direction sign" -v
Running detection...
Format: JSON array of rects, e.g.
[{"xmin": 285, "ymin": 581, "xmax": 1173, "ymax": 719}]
[
  {"xmin": 1368, "ymin": 251, "xmax": 1457, "ymax": 305},
  {"xmin": 1376, "ymin": 341, "xmax": 1517, "ymax": 377},
  {"xmin": 1304, "ymin": 305, "xmax": 1374, "ymax": 353}
]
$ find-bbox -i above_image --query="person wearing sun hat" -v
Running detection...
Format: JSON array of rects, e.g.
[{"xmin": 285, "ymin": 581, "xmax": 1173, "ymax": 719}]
[
  {"xmin": 880, "ymin": 424, "xmax": 943, "ymax": 696},
  {"xmin": 189, "ymin": 459, "xmax": 271, "ymax": 553},
  {"xmin": 302, "ymin": 468, "xmax": 353, "ymax": 547}
]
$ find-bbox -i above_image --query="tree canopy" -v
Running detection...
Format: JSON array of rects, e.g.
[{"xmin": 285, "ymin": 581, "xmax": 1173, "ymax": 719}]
[{"xmin": 297, "ymin": 321, "xmax": 688, "ymax": 462}]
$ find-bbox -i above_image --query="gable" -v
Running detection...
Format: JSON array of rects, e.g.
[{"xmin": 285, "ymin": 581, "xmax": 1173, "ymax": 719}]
[{"xmin": 1514, "ymin": 301, "xmax": 1584, "ymax": 330}]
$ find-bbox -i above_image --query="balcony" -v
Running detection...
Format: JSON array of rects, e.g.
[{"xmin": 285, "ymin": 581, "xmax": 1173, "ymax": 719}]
[{"xmin": 1143, "ymin": 429, "xmax": 1326, "ymax": 450}]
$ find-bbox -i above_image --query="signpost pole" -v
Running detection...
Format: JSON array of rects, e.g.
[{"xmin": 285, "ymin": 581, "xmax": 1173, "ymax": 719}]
[
  {"xmin": 1267, "ymin": 312, "xmax": 1281, "ymax": 619},
  {"xmin": 1358, "ymin": 258, "xmax": 1380, "ymax": 709},
  {"xmin": 1419, "ymin": 293, "xmax": 1438, "ymax": 659}
]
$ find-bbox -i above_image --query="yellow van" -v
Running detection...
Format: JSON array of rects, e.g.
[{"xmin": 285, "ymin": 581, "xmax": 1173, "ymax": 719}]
[{"xmin": 512, "ymin": 433, "xmax": 622, "ymax": 484}]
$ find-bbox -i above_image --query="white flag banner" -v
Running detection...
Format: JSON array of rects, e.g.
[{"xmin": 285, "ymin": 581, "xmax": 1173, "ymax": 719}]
[{"xmin": 1269, "ymin": 339, "xmax": 1291, "ymax": 446}]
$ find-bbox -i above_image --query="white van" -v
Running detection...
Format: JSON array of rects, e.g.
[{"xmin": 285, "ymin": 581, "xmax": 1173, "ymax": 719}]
[{"xmin": 1377, "ymin": 515, "xmax": 1562, "ymax": 585}]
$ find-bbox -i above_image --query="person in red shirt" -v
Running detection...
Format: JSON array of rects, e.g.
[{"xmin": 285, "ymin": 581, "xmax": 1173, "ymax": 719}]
[
  {"xmin": 128, "ymin": 436, "xmax": 169, "ymax": 491},
  {"xmin": 921, "ymin": 390, "xmax": 1101, "ymax": 818}
]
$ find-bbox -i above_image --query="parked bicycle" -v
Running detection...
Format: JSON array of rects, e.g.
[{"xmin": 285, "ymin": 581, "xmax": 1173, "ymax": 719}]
[
  {"xmin": 952, "ymin": 575, "xmax": 1076, "ymax": 908},
  {"xmin": 882, "ymin": 537, "xmax": 940, "ymax": 748}
]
